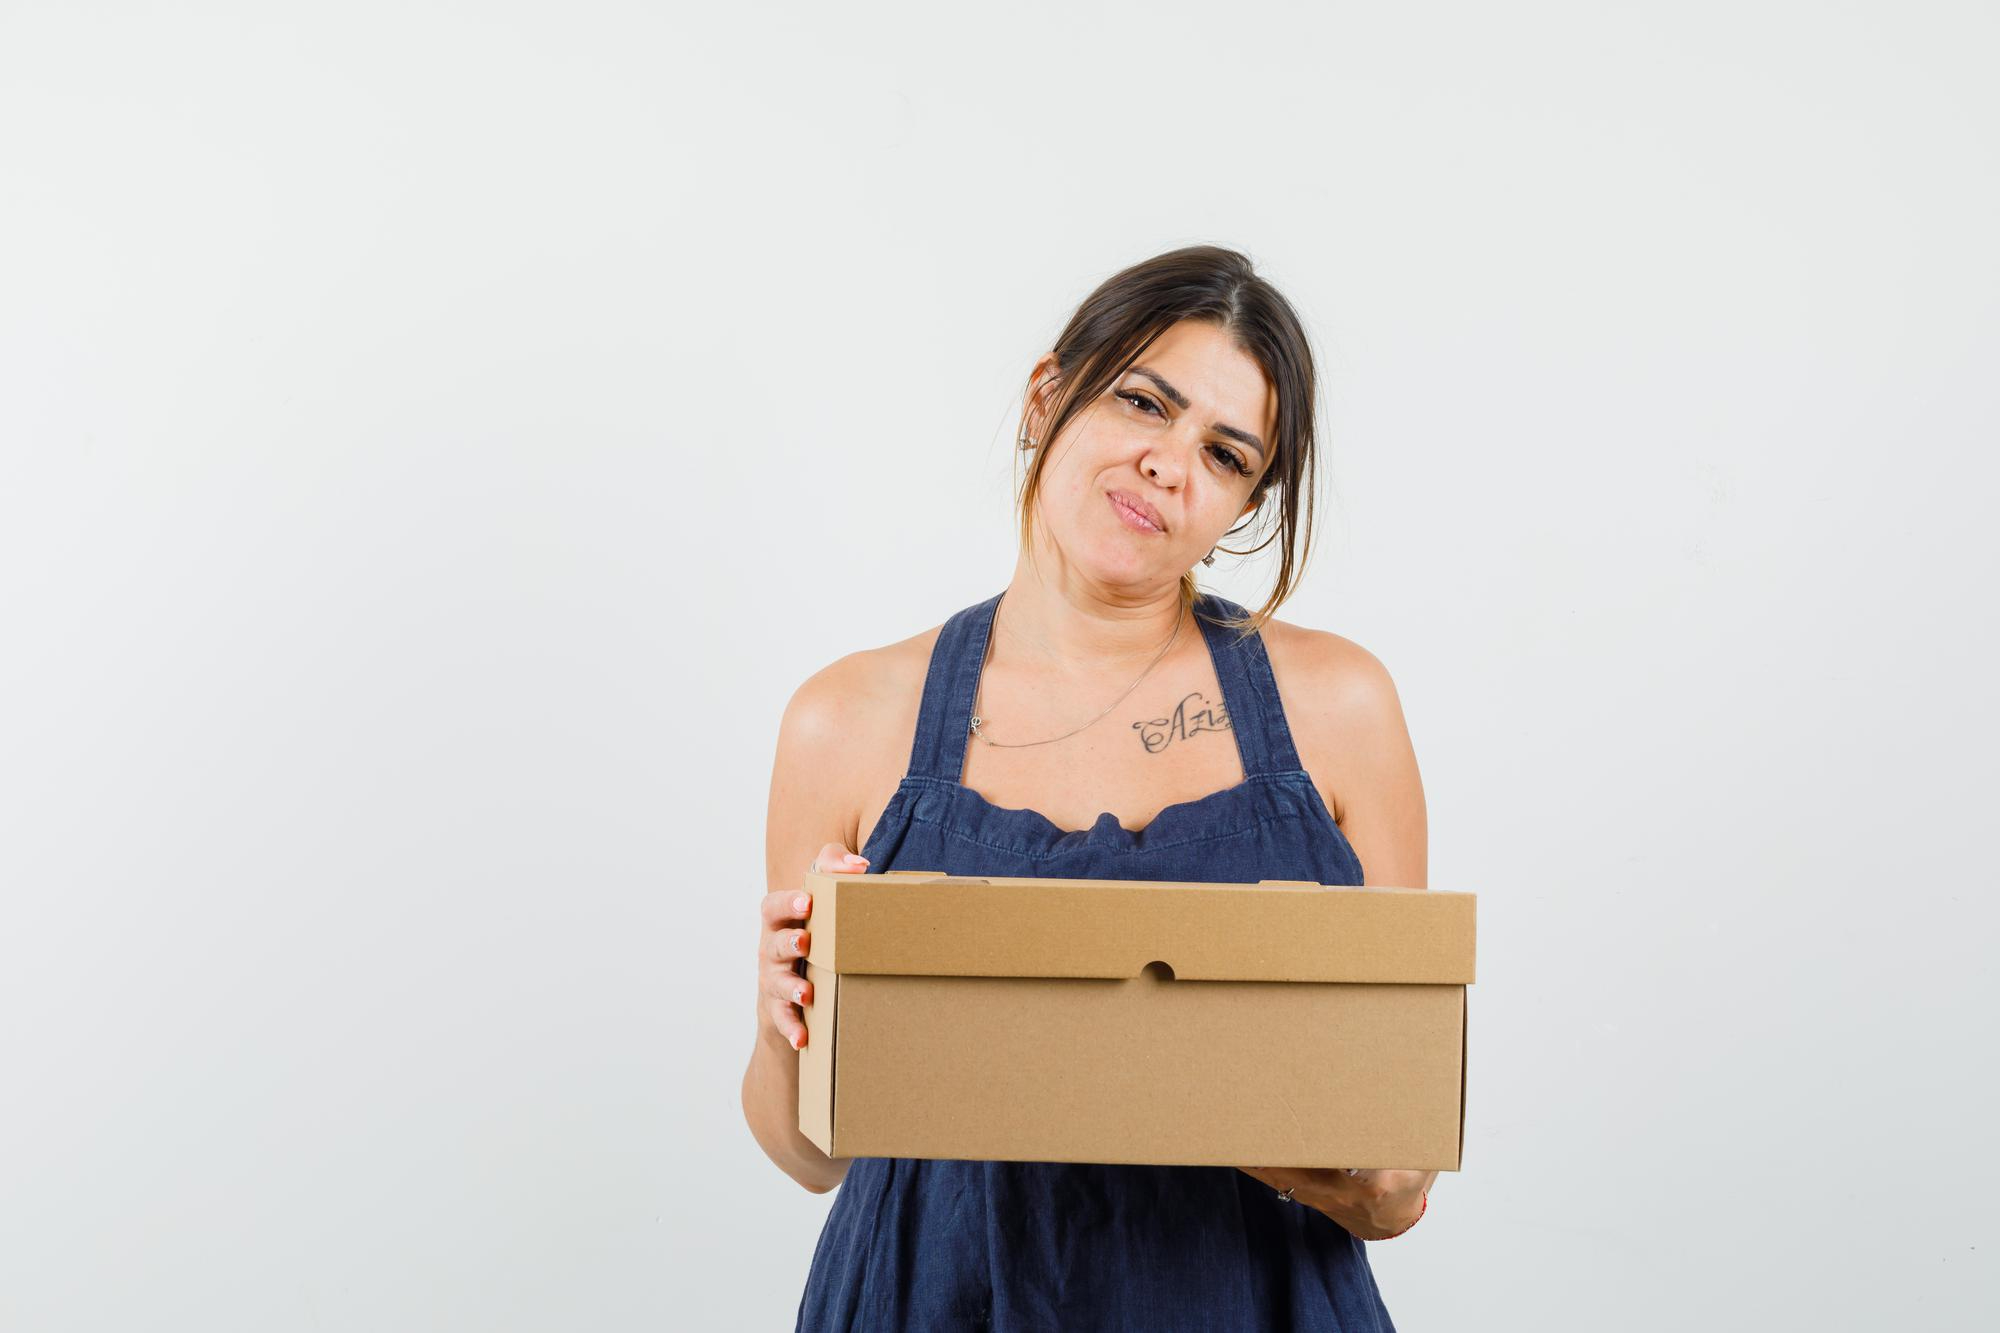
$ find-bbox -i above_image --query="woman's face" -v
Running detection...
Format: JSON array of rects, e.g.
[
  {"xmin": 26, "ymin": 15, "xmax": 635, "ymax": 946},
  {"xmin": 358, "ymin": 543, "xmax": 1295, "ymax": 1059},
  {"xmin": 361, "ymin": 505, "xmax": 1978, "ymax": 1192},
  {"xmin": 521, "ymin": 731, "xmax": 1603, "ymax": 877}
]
[{"xmin": 1026, "ymin": 318, "xmax": 1276, "ymax": 593}]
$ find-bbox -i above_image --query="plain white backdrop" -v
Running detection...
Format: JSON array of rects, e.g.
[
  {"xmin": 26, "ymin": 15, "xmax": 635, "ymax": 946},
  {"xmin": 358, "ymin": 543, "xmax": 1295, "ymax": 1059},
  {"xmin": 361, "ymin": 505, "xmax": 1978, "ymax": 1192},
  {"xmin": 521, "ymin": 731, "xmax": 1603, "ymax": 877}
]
[{"xmin": 2, "ymin": 2, "xmax": 1995, "ymax": 1329}]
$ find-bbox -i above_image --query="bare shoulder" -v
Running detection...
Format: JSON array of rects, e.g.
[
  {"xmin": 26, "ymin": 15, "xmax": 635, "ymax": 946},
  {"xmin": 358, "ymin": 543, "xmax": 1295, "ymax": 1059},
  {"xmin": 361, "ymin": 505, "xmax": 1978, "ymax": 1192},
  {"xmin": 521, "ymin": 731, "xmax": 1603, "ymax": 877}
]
[
  {"xmin": 772, "ymin": 620, "xmax": 943, "ymax": 850},
  {"xmin": 1256, "ymin": 615, "xmax": 1427, "ymax": 887},
  {"xmin": 1257, "ymin": 618, "xmax": 1405, "ymax": 733},
  {"xmin": 781, "ymin": 624, "xmax": 935, "ymax": 742}
]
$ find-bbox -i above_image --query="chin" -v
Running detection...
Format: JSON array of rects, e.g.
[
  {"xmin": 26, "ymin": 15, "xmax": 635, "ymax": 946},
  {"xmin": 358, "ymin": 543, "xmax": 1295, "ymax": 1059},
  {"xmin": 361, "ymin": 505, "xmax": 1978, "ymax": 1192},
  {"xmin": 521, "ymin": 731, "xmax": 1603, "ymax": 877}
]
[{"xmin": 1073, "ymin": 543, "xmax": 1170, "ymax": 589}]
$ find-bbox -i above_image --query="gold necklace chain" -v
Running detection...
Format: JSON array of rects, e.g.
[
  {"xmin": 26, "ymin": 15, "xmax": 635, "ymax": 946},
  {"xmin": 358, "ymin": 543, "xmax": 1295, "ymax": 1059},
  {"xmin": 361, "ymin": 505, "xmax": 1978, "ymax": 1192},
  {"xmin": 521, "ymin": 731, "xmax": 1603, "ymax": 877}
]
[{"xmin": 968, "ymin": 595, "xmax": 1186, "ymax": 749}]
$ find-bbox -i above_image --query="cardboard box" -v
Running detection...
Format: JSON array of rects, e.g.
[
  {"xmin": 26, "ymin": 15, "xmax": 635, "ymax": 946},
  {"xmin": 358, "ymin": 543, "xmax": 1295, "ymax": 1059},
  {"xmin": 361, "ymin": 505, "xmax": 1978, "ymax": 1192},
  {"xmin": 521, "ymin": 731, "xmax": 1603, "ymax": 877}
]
[{"xmin": 797, "ymin": 870, "xmax": 1474, "ymax": 1170}]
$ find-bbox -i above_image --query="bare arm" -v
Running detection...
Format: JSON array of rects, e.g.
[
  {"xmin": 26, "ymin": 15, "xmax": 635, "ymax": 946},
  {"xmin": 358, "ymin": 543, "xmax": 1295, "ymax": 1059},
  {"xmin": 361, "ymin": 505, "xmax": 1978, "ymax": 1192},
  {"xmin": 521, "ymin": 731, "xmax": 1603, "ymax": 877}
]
[
  {"xmin": 1326, "ymin": 644, "xmax": 1427, "ymax": 894},
  {"xmin": 1243, "ymin": 640, "xmax": 1437, "ymax": 1235},
  {"xmin": 740, "ymin": 663, "xmax": 868, "ymax": 1194}
]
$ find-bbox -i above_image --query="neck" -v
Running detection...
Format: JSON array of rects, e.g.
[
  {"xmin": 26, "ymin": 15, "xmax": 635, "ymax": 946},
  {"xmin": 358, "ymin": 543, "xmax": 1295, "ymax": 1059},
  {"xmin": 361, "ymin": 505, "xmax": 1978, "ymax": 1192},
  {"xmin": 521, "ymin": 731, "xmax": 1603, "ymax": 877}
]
[{"xmin": 996, "ymin": 552, "xmax": 1192, "ymax": 672}]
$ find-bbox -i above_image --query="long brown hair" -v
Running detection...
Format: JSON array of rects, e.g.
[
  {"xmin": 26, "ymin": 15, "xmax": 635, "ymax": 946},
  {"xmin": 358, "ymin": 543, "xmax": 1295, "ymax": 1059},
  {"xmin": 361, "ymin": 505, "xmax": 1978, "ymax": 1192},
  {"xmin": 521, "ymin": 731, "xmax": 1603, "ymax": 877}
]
[{"xmin": 1014, "ymin": 245, "xmax": 1322, "ymax": 639}]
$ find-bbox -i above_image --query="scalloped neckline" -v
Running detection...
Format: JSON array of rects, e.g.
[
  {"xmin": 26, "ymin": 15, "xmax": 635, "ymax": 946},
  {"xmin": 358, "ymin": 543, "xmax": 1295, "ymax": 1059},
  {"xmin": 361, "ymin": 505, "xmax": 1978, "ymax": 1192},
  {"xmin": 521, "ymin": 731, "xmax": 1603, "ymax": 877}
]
[
  {"xmin": 860, "ymin": 769, "xmax": 1358, "ymax": 862},
  {"xmin": 942, "ymin": 773, "xmax": 1267, "ymax": 840}
]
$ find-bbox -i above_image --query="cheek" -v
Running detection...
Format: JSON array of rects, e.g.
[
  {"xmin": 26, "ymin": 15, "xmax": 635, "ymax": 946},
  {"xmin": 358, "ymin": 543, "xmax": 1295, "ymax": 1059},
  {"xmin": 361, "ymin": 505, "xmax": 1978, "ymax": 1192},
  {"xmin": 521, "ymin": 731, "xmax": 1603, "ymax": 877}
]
[{"xmin": 1040, "ymin": 443, "xmax": 1101, "ymax": 502}]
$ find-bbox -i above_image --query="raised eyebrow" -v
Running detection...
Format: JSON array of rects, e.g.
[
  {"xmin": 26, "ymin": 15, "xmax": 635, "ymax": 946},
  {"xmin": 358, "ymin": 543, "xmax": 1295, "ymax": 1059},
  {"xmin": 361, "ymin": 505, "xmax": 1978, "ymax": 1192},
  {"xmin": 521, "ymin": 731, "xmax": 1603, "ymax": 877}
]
[{"xmin": 1128, "ymin": 366, "xmax": 1267, "ymax": 458}]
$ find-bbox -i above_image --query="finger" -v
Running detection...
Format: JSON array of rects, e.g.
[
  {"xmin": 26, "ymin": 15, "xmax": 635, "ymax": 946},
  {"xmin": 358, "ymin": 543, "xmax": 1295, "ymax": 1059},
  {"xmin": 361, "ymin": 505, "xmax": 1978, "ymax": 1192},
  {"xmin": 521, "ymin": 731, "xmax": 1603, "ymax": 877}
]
[
  {"xmin": 1352, "ymin": 1171, "xmax": 1391, "ymax": 1202},
  {"xmin": 762, "ymin": 888, "xmax": 814, "ymax": 928},
  {"xmin": 768, "ymin": 926, "xmax": 810, "ymax": 963},
  {"xmin": 763, "ymin": 964, "xmax": 812, "ymax": 1009},
  {"xmin": 766, "ymin": 993, "xmax": 808, "ymax": 1050}
]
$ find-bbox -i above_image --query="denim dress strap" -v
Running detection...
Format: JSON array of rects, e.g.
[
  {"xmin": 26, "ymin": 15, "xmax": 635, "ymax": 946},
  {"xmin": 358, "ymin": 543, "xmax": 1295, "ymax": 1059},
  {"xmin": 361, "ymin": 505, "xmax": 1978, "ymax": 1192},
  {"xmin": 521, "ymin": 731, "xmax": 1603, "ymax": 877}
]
[
  {"xmin": 902, "ymin": 590, "xmax": 1004, "ymax": 783},
  {"xmin": 1191, "ymin": 593, "xmax": 1304, "ymax": 779}
]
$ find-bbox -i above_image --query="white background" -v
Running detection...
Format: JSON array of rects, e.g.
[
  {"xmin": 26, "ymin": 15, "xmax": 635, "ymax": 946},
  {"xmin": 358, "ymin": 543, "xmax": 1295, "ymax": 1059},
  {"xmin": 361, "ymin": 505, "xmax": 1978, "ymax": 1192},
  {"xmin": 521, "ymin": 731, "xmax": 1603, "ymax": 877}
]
[{"xmin": 2, "ymin": 2, "xmax": 1995, "ymax": 1329}]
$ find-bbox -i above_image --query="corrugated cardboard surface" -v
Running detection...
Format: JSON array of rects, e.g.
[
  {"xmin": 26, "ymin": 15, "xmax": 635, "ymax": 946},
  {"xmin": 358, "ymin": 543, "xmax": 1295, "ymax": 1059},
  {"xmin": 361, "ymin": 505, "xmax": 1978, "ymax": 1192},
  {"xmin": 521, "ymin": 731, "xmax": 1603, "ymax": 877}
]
[{"xmin": 798, "ymin": 871, "xmax": 1474, "ymax": 1170}]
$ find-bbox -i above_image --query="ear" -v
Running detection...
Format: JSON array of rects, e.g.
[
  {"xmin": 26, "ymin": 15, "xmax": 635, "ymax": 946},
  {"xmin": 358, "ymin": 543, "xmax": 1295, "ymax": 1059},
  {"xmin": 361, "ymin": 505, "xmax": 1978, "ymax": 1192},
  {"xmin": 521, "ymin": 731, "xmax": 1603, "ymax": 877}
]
[{"xmin": 1022, "ymin": 353, "xmax": 1062, "ymax": 440}]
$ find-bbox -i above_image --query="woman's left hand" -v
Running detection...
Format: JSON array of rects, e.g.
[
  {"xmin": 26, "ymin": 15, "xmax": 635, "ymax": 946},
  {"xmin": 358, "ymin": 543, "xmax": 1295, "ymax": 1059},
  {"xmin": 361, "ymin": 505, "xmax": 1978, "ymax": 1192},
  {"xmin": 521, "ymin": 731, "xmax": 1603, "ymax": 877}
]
[{"xmin": 1236, "ymin": 1167, "xmax": 1435, "ymax": 1240}]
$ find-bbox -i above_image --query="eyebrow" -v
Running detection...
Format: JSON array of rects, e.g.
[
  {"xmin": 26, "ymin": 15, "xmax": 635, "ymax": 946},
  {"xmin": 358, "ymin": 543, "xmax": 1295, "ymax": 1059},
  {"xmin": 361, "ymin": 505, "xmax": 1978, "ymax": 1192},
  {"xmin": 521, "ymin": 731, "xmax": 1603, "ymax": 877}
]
[{"xmin": 1128, "ymin": 366, "xmax": 1267, "ymax": 458}]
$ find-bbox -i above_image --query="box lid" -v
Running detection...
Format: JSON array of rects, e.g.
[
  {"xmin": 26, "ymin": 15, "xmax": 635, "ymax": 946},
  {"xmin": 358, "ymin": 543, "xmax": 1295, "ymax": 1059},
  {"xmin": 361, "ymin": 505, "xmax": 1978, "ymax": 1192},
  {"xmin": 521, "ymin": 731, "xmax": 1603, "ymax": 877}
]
[{"xmin": 802, "ymin": 870, "xmax": 1474, "ymax": 984}]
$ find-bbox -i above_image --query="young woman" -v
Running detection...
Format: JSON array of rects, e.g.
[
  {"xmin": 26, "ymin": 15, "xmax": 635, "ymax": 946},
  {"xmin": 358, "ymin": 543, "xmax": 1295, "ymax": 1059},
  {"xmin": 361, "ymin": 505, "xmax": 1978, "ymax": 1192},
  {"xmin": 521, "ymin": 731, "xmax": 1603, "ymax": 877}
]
[{"xmin": 743, "ymin": 245, "xmax": 1433, "ymax": 1331}]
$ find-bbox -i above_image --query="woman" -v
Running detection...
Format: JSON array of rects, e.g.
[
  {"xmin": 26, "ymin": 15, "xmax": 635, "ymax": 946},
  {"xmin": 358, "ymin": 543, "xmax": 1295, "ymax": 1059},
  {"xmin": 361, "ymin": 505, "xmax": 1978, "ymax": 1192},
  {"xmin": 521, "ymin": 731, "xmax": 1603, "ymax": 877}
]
[{"xmin": 742, "ymin": 246, "xmax": 1433, "ymax": 1331}]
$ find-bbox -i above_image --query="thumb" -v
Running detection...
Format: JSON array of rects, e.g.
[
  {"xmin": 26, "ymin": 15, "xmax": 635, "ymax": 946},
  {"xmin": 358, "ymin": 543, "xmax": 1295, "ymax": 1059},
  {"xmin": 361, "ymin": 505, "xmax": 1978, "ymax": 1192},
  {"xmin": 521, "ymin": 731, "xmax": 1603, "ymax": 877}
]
[{"xmin": 810, "ymin": 843, "xmax": 870, "ymax": 874}]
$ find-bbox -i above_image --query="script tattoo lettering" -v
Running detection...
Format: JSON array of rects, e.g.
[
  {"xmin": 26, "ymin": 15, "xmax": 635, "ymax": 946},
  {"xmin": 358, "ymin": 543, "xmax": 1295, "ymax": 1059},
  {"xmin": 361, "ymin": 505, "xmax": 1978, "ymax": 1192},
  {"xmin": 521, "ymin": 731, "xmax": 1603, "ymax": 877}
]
[{"xmin": 1131, "ymin": 691, "xmax": 1233, "ymax": 754}]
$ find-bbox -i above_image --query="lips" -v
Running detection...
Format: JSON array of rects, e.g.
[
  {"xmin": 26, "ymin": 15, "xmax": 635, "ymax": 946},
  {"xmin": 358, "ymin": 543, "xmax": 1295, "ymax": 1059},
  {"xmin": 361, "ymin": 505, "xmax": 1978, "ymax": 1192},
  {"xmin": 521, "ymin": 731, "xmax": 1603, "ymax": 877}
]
[{"xmin": 1107, "ymin": 489, "xmax": 1166, "ymax": 533}]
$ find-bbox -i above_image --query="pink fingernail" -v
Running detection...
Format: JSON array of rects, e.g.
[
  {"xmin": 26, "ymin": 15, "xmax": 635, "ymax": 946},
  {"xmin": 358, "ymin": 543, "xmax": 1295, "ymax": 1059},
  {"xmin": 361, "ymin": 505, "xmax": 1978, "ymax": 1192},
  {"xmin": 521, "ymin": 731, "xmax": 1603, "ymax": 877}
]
[{"xmin": 793, "ymin": 894, "xmax": 810, "ymax": 913}]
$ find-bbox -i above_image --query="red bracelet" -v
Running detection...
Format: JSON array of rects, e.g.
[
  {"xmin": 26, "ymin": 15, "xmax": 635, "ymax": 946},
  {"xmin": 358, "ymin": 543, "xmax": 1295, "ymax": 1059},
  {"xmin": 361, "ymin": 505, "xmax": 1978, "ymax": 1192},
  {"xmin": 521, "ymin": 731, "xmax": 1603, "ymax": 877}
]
[{"xmin": 1367, "ymin": 1190, "xmax": 1427, "ymax": 1241}]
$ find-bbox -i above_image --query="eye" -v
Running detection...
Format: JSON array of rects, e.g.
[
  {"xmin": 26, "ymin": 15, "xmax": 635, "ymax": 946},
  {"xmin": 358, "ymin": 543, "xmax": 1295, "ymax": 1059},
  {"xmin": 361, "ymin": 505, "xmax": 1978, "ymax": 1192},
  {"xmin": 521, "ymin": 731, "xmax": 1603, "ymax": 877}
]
[
  {"xmin": 1207, "ymin": 444, "xmax": 1253, "ymax": 477},
  {"xmin": 1121, "ymin": 389, "xmax": 1253, "ymax": 477}
]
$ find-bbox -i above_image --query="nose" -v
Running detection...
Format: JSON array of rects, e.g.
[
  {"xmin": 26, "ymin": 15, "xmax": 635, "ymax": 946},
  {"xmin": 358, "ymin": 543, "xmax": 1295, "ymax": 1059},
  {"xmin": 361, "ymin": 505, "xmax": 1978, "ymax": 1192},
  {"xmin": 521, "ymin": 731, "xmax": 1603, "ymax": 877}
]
[{"xmin": 1141, "ymin": 439, "xmax": 1188, "ymax": 488}]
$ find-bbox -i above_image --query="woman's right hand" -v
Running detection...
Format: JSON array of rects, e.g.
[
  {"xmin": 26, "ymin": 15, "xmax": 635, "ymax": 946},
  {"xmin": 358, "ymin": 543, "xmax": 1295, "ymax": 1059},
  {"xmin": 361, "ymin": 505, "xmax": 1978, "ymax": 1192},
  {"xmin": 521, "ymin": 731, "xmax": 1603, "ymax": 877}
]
[{"xmin": 758, "ymin": 842, "xmax": 869, "ymax": 1052}]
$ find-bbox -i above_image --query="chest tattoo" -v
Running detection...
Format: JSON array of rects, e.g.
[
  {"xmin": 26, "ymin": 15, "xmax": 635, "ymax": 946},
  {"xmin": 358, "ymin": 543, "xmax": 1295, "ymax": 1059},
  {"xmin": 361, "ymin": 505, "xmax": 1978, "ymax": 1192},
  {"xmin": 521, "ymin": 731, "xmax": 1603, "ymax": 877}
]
[{"xmin": 1130, "ymin": 691, "xmax": 1233, "ymax": 754}]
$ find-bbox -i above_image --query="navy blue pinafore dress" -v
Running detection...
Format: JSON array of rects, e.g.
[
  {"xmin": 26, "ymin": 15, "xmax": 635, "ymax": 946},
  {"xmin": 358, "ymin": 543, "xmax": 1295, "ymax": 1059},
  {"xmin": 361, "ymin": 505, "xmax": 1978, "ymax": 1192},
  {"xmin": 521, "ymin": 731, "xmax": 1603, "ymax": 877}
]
[{"xmin": 795, "ymin": 590, "xmax": 1395, "ymax": 1332}]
